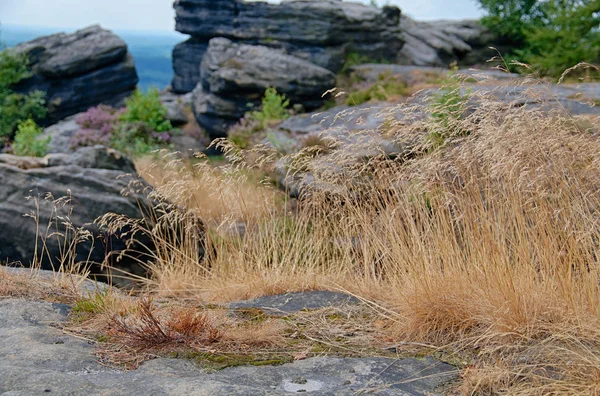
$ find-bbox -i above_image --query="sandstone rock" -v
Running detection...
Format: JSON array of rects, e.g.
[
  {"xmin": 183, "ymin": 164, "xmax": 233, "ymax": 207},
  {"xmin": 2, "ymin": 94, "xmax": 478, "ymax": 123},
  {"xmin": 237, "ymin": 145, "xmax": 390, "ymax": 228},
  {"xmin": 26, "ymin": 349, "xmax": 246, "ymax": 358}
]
[
  {"xmin": 229, "ymin": 291, "xmax": 361, "ymax": 316},
  {"xmin": 0, "ymin": 146, "xmax": 148, "ymax": 277},
  {"xmin": 12, "ymin": 25, "xmax": 138, "ymax": 124},
  {"xmin": 171, "ymin": 0, "xmax": 403, "ymax": 93},
  {"xmin": 171, "ymin": 38, "xmax": 208, "ymax": 93},
  {"xmin": 160, "ymin": 91, "xmax": 192, "ymax": 126},
  {"xmin": 193, "ymin": 38, "xmax": 336, "ymax": 138},
  {"xmin": 398, "ymin": 16, "xmax": 512, "ymax": 67},
  {"xmin": 0, "ymin": 297, "xmax": 457, "ymax": 395},
  {"xmin": 38, "ymin": 115, "xmax": 80, "ymax": 154}
]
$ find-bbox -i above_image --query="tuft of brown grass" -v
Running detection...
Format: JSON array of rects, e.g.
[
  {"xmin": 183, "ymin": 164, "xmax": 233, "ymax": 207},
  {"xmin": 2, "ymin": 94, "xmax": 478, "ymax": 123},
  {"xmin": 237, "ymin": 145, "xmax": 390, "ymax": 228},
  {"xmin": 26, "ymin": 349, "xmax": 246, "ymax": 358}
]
[{"xmin": 108, "ymin": 297, "xmax": 222, "ymax": 350}]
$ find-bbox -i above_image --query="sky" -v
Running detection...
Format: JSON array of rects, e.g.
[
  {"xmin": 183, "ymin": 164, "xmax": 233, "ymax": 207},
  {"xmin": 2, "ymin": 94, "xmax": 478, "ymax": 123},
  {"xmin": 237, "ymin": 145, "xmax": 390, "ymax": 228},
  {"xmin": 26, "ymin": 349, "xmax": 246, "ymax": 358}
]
[{"xmin": 0, "ymin": 0, "xmax": 484, "ymax": 32}]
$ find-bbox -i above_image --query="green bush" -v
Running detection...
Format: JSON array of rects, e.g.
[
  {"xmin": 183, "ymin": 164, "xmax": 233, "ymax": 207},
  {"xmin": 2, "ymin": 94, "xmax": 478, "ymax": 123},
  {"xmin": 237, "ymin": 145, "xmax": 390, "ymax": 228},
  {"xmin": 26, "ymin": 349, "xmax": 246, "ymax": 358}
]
[
  {"xmin": 0, "ymin": 48, "xmax": 47, "ymax": 138},
  {"xmin": 12, "ymin": 119, "xmax": 49, "ymax": 157},
  {"xmin": 478, "ymin": 0, "xmax": 600, "ymax": 77},
  {"xmin": 119, "ymin": 88, "xmax": 173, "ymax": 133},
  {"xmin": 250, "ymin": 87, "xmax": 290, "ymax": 128},
  {"xmin": 228, "ymin": 87, "xmax": 291, "ymax": 149}
]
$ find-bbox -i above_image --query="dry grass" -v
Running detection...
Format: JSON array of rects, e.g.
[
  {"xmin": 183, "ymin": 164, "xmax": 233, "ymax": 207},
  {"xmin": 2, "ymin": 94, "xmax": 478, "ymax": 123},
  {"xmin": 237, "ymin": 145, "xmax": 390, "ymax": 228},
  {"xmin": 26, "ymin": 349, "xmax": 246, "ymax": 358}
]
[
  {"xmin": 7, "ymin": 67, "xmax": 599, "ymax": 393},
  {"xmin": 99, "ymin": 73, "xmax": 600, "ymax": 393}
]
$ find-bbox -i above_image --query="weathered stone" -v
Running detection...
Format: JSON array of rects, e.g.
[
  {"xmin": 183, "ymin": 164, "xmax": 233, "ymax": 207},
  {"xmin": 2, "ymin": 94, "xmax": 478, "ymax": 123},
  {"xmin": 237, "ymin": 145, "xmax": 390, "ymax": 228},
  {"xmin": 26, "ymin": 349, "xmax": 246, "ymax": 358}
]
[
  {"xmin": 194, "ymin": 38, "xmax": 336, "ymax": 139},
  {"xmin": 229, "ymin": 291, "xmax": 361, "ymax": 315},
  {"xmin": 398, "ymin": 16, "xmax": 512, "ymax": 67},
  {"xmin": 171, "ymin": 0, "xmax": 403, "ymax": 93},
  {"xmin": 0, "ymin": 297, "xmax": 457, "ymax": 395},
  {"xmin": 12, "ymin": 25, "xmax": 138, "ymax": 124},
  {"xmin": 0, "ymin": 146, "xmax": 148, "ymax": 277},
  {"xmin": 160, "ymin": 91, "xmax": 192, "ymax": 125},
  {"xmin": 38, "ymin": 115, "xmax": 80, "ymax": 154},
  {"xmin": 171, "ymin": 38, "xmax": 208, "ymax": 93}
]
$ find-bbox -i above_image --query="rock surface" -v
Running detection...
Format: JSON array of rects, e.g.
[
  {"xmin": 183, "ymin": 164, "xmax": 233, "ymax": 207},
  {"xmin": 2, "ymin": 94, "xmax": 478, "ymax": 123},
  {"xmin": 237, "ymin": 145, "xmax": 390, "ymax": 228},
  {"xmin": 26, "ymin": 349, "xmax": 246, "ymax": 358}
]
[
  {"xmin": 12, "ymin": 25, "xmax": 138, "ymax": 124},
  {"xmin": 0, "ymin": 146, "xmax": 148, "ymax": 277},
  {"xmin": 171, "ymin": 0, "xmax": 403, "ymax": 93},
  {"xmin": 193, "ymin": 38, "xmax": 336, "ymax": 138},
  {"xmin": 0, "ymin": 297, "xmax": 457, "ymax": 395},
  {"xmin": 398, "ymin": 16, "xmax": 512, "ymax": 67},
  {"xmin": 229, "ymin": 291, "xmax": 361, "ymax": 315}
]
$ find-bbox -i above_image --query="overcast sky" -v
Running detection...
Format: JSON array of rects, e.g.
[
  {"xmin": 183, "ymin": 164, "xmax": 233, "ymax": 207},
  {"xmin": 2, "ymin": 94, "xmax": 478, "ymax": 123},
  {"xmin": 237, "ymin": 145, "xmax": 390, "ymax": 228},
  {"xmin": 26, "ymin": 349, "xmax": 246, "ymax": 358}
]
[{"xmin": 0, "ymin": 0, "xmax": 484, "ymax": 32}]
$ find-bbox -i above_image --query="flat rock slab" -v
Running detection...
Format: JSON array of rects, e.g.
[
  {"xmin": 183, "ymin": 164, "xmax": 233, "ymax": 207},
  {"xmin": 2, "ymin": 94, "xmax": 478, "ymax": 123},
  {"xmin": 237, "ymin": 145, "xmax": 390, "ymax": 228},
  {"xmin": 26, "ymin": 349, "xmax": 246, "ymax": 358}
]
[
  {"xmin": 0, "ymin": 298, "xmax": 457, "ymax": 395},
  {"xmin": 229, "ymin": 291, "xmax": 362, "ymax": 315}
]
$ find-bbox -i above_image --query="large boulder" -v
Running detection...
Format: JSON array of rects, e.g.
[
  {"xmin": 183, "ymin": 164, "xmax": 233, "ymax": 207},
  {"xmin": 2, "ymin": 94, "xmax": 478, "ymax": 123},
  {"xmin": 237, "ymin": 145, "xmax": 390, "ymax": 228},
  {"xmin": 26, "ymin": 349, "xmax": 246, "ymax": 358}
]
[
  {"xmin": 12, "ymin": 25, "xmax": 138, "ymax": 124},
  {"xmin": 0, "ymin": 146, "xmax": 169, "ymax": 279},
  {"xmin": 193, "ymin": 38, "xmax": 336, "ymax": 138},
  {"xmin": 171, "ymin": 0, "xmax": 403, "ymax": 93}
]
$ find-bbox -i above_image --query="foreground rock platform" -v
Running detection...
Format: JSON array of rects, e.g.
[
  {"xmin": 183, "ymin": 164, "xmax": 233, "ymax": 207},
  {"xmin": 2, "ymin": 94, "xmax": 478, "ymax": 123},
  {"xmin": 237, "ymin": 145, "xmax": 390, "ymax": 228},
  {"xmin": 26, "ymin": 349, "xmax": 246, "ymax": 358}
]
[{"xmin": 0, "ymin": 297, "xmax": 457, "ymax": 395}]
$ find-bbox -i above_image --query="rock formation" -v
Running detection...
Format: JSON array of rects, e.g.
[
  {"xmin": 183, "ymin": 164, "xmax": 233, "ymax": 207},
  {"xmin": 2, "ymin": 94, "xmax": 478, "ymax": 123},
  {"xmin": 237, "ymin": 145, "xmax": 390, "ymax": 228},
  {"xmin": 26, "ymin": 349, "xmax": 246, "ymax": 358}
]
[
  {"xmin": 0, "ymin": 146, "xmax": 176, "ymax": 279},
  {"xmin": 171, "ymin": 0, "xmax": 403, "ymax": 93},
  {"xmin": 398, "ymin": 16, "xmax": 512, "ymax": 66},
  {"xmin": 193, "ymin": 38, "xmax": 336, "ymax": 138},
  {"xmin": 12, "ymin": 25, "xmax": 138, "ymax": 124}
]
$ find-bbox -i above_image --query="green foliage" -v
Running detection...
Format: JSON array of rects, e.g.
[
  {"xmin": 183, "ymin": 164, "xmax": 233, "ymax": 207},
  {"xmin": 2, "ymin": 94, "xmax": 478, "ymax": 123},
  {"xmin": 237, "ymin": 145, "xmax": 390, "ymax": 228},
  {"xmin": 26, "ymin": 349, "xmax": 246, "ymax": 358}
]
[
  {"xmin": 346, "ymin": 73, "xmax": 407, "ymax": 106},
  {"xmin": 0, "ymin": 48, "xmax": 47, "ymax": 138},
  {"xmin": 250, "ymin": 87, "xmax": 290, "ymax": 128},
  {"xmin": 229, "ymin": 87, "xmax": 291, "ymax": 149},
  {"xmin": 12, "ymin": 119, "xmax": 49, "ymax": 157},
  {"xmin": 478, "ymin": 0, "xmax": 600, "ymax": 77},
  {"xmin": 119, "ymin": 88, "xmax": 173, "ymax": 133},
  {"xmin": 428, "ymin": 73, "xmax": 471, "ymax": 149},
  {"xmin": 110, "ymin": 122, "xmax": 165, "ymax": 157}
]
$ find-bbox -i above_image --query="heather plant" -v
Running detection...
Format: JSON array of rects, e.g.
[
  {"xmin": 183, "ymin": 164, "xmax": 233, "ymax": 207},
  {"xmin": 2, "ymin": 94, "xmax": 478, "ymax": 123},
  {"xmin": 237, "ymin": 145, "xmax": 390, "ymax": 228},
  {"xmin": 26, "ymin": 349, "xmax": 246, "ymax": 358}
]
[
  {"xmin": 70, "ymin": 93, "xmax": 176, "ymax": 157},
  {"xmin": 70, "ymin": 105, "xmax": 122, "ymax": 149},
  {"xmin": 12, "ymin": 119, "xmax": 49, "ymax": 157},
  {"xmin": 0, "ymin": 47, "xmax": 47, "ymax": 139}
]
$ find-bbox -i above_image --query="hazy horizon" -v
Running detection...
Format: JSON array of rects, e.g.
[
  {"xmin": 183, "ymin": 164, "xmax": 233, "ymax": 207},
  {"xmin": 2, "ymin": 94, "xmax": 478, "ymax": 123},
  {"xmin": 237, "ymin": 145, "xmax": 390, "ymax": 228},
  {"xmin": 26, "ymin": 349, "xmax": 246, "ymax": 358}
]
[{"xmin": 0, "ymin": 0, "xmax": 484, "ymax": 33}]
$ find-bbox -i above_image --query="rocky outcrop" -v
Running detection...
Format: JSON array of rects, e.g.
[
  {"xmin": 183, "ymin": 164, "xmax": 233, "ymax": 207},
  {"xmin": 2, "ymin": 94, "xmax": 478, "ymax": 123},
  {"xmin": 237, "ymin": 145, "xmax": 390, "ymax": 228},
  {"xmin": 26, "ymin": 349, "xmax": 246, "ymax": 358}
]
[
  {"xmin": 398, "ymin": 16, "xmax": 511, "ymax": 67},
  {"xmin": 0, "ymin": 146, "xmax": 154, "ymax": 278},
  {"xmin": 12, "ymin": 25, "xmax": 138, "ymax": 124},
  {"xmin": 193, "ymin": 38, "xmax": 336, "ymax": 138},
  {"xmin": 171, "ymin": 0, "xmax": 403, "ymax": 93},
  {"xmin": 0, "ymin": 296, "xmax": 457, "ymax": 394}
]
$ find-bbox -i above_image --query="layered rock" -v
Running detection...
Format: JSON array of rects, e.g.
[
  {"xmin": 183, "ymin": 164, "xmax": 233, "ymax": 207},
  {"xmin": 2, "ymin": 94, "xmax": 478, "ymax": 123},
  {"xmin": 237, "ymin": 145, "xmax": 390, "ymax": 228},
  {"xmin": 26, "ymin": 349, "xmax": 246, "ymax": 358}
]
[
  {"xmin": 12, "ymin": 25, "xmax": 138, "ymax": 124},
  {"xmin": 0, "ymin": 146, "xmax": 207, "ymax": 279},
  {"xmin": 193, "ymin": 38, "xmax": 336, "ymax": 138},
  {"xmin": 171, "ymin": 0, "xmax": 403, "ymax": 93},
  {"xmin": 398, "ymin": 16, "xmax": 512, "ymax": 67}
]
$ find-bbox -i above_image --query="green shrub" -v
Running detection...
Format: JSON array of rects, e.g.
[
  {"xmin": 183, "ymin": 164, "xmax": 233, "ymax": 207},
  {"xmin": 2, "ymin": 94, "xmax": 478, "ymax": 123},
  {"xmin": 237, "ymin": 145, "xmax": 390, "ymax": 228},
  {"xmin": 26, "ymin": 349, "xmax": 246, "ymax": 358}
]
[
  {"xmin": 250, "ymin": 87, "xmax": 290, "ymax": 128},
  {"xmin": 478, "ymin": 0, "xmax": 600, "ymax": 77},
  {"xmin": 12, "ymin": 119, "xmax": 49, "ymax": 157},
  {"xmin": 227, "ymin": 88, "xmax": 291, "ymax": 149},
  {"xmin": 0, "ymin": 48, "xmax": 47, "ymax": 138},
  {"xmin": 119, "ymin": 88, "xmax": 173, "ymax": 133}
]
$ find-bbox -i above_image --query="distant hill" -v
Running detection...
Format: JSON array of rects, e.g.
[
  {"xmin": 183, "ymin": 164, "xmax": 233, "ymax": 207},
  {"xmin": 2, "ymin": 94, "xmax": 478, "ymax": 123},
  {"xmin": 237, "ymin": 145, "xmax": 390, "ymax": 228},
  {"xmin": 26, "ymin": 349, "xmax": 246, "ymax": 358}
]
[{"xmin": 0, "ymin": 24, "xmax": 184, "ymax": 92}]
